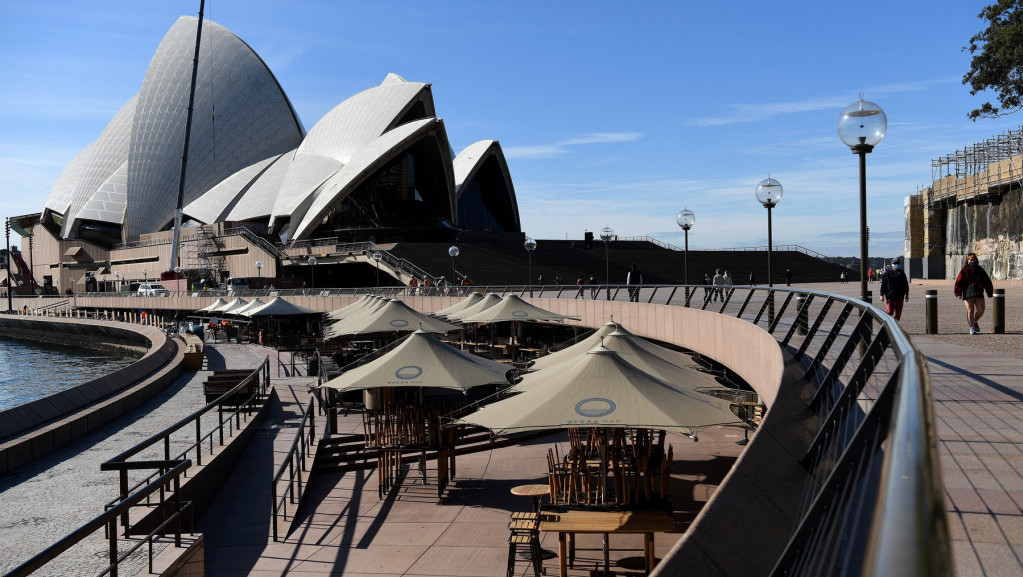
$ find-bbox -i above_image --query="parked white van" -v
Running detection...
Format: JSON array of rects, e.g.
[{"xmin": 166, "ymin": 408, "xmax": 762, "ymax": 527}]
[{"xmin": 226, "ymin": 277, "xmax": 249, "ymax": 293}]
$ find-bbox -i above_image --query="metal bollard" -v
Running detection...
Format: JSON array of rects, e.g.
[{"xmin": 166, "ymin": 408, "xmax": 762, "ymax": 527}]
[
  {"xmin": 992, "ymin": 288, "xmax": 1005, "ymax": 334},
  {"xmin": 795, "ymin": 293, "xmax": 808, "ymax": 335},
  {"xmin": 926, "ymin": 289, "xmax": 938, "ymax": 334}
]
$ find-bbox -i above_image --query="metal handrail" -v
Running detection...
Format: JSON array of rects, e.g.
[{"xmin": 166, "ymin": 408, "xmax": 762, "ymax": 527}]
[
  {"xmin": 270, "ymin": 397, "xmax": 317, "ymax": 541},
  {"xmin": 100, "ymin": 357, "xmax": 270, "ymax": 520},
  {"xmin": 2, "ymin": 460, "xmax": 193, "ymax": 577}
]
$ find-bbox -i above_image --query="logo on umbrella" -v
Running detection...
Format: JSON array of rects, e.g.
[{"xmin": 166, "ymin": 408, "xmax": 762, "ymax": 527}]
[
  {"xmin": 390, "ymin": 319, "xmax": 410, "ymax": 328},
  {"xmin": 574, "ymin": 398, "xmax": 616, "ymax": 418},
  {"xmin": 395, "ymin": 365, "xmax": 423, "ymax": 380},
  {"xmin": 512, "ymin": 310, "xmax": 529, "ymax": 318}
]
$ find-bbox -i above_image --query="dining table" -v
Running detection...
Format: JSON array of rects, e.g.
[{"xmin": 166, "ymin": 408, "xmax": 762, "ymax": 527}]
[{"xmin": 538, "ymin": 506, "xmax": 674, "ymax": 576}]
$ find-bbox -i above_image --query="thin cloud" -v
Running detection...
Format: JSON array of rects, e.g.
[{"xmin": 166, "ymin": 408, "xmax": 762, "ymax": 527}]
[
  {"xmin": 688, "ymin": 80, "xmax": 943, "ymax": 127},
  {"xmin": 504, "ymin": 132, "xmax": 643, "ymax": 159}
]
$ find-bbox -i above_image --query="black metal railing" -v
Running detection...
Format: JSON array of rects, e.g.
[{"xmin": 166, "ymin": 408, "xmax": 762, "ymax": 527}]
[
  {"xmin": 2, "ymin": 460, "xmax": 193, "ymax": 577},
  {"xmin": 270, "ymin": 397, "xmax": 317, "ymax": 542},
  {"xmin": 100, "ymin": 357, "xmax": 270, "ymax": 531}
]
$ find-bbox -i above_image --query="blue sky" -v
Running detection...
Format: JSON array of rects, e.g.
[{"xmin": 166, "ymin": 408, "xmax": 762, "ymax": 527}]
[{"xmin": 2, "ymin": 1, "xmax": 1021, "ymax": 258}]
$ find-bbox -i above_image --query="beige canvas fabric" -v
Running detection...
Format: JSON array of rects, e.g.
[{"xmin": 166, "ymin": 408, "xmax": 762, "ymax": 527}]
[
  {"xmin": 216, "ymin": 298, "xmax": 250, "ymax": 314},
  {"xmin": 325, "ymin": 298, "xmax": 459, "ymax": 338},
  {"xmin": 529, "ymin": 321, "xmax": 621, "ymax": 371},
  {"xmin": 446, "ymin": 293, "xmax": 503, "ymax": 322},
  {"xmin": 230, "ymin": 298, "xmax": 266, "ymax": 316},
  {"xmin": 457, "ymin": 294, "xmax": 578, "ymax": 323},
  {"xmin": 326, "ymin": 294, "xmax": 380, "ymax": 321},
  {"xmin": 319, "ymin": 330, "xmax": 513, "ymax": 393},
  {"xmin": 433, "ymin": 293, "xmax": 483, "ymax": 318},
  {"xmin": 200, "ymin": 298, "xmax": 229, "ymax": 312},
  {"xmin": 456, "ymin": 346, "xmax": 740, "ymax": 435},
  {"xmin": 243, "ymin": 296, "xmax": 320, "ymax": 317}
]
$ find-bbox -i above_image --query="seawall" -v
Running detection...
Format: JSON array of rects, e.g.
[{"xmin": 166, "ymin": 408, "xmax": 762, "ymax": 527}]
[{"xmin": 0, "ymin": 316, "xmax": 184, "ymax": 474}]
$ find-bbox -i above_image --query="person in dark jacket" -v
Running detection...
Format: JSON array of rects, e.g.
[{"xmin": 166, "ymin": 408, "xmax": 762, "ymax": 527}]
[
  {"xmin": 879, "ymin": 258, "xmax": 910, "ymax": 320},
  {"xmin": 953, "ymin": 252, "xmax": 994, "ymax": 334}
]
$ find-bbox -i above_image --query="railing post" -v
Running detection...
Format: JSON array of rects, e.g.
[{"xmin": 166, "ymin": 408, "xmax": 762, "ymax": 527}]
[
  {"xmin": 992, "ymin": 288, "xmax": 1005, "ymax": 333},
  {"xmin": 109, "ymin": 518, "xmax": 119, "ymax": 577},
  {"xmin": 925, "ymin": 289, "xmax": 938, "ymax": 334},
  {"xmin": 795, "ymin": 293, "xmax": 808, "ymax": 335}
]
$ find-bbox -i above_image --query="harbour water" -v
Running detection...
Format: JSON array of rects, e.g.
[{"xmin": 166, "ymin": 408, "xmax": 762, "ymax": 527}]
[{"xmin": 0, "ymin": 337, "xmax": 141, "ymax": 411}]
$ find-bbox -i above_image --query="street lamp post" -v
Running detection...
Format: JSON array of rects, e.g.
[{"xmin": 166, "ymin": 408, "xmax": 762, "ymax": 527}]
[
  {"xmin": 115, "ymin": 271, "xmax": 122, "ymax": 292},
  {"xmin": 523, "ymin": 238, "xmax": 536, "ymax": 285},
  {"xmin": 4, "ymin": 217, "xmax": 11, "ymax": 312},
  {"xmin": 600, "ymin": 226, "xmax": 614, "ymax": 300},
  {"xmin": 174, "ymin": 266, "xmax": 182, "ymax": 292},
  {"xmin": 308, "ymin": 257, "xmax": 317, "ymax": 289},
  {"xmin": 255, "ymin": 260, "xmax": 263, "ymax": 280},
  {"xmin": 838, "ymin": 97, "xmax": 887, "ymax": 302},
  {"xmin": 755, "ymin": 177, "xmax": 784, "ymax": 287},
  {"xmin": 211, "ymin": 263, "xmax": 219, "ymax": 288},
  {"xmin": 143, "ymin": 268, "xmax": 149, "ymax": 283},
  {"xmin": 372, "ymin": 251, "xmax": 382, "ymax": 288},
  {"xmin": 676, "ymin": 209, "xmax": 695, "ymax": 302},
  {"xmin": 447, "ymin": 246, "xmax": 459, "ymax": 285}
]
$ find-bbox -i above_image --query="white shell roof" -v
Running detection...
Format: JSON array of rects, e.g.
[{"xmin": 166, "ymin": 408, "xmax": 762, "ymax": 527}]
[
  {"xmin": 291, "ymin": 117, "xmax": 450, "ymax": 241},
  {"xmin": 268, "ymin": 77, "xmax": 432, "ymax": 229},
  {"xmin": 123, "ymin": 16, "xmax": 303, "ymax": 240},
  {"xmin": 183, "ymin": 152, "xmax": 289, "ymax": 223}
]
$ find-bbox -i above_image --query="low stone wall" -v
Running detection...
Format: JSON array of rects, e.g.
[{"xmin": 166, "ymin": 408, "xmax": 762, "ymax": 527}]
[{"xmin": 0, "ymin": 316, "xmax": 183, "ymax": 474}]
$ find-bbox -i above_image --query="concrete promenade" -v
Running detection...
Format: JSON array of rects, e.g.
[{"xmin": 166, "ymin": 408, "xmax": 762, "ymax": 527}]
[{"xmin": 2, "ymin": 280, "xmax": 1021, "ymax": 576}]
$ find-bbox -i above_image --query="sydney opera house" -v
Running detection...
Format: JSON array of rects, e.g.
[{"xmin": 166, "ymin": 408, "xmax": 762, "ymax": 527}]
[{"xmin": 11, "ymin": 16, "xmax": 520, "ymax": 293}]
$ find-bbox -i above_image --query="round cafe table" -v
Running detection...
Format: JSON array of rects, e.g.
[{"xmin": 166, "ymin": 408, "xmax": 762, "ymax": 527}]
[{"xmin": 511, "ymin": 483, "xmax": 557, "ymax": 560}]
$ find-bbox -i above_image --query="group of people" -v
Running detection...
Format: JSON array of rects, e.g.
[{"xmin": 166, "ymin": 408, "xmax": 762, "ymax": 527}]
[
  {"xmin": 701, "ymin": 269, "xmax": 734, "ymax": 303},
  {"xmin": 877, "ymin": 253, "xmax": 994, "ymax": 335}
]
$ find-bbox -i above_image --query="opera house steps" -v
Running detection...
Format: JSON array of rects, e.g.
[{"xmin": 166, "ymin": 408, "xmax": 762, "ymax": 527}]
[{"xmin": 387, "ymin": 239, "xmax": 852, "ymax": 286}]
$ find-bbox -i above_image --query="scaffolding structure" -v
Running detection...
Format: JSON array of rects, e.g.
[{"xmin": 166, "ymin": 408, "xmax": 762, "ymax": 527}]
[{"xmin": 930, "ymin": 127, "xmax": 1023, "ymax": 203}]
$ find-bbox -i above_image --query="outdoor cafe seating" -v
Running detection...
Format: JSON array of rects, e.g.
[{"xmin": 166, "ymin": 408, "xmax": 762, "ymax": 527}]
[{"xmin": 537, "ymin": 427, "xmax": 675, "ymax": 576}]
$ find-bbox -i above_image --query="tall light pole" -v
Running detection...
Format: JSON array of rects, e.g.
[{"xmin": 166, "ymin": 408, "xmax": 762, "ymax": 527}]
[
  {"xmin": 600, "ymin": 226, "xmax": 614, "ymax": 300},
  {"xmin": 523, "ymin": 238, "xmax": 536, "ymax": 285},
  {"xmin": 838, "ymin": 97, "xmax": 887, "ymax": 302},
  {"xmin": 308, "ymin": 256, "xmax": 317, "ymax": 289},
  {"xmin": 143, "ymin": 268, "xmax": 149, "ymax": 283},
  {"xmin": 372, "ymin": 251, "xmax": 382, "ymax": 288},
  {"xmin": 447, "ymin": 246, "xmax": 459, "ymax": 285},
  {"xmin": 4, "ymin": 217, "xmax": 11, "ymax": 312},
  {"xmin": 755, "ymin": 177, "xmax": 784, "ymax": 287},
  {"xmin": 115, "ymin": 271, "xmax": 122, "ymax": 292},
  {"xmin": 211, "ymin": 263, "xmax": 219, "ymax": 288},
  {"xmin": 255, "ymin": 260, "xmax": 263, "ymax": 280},
  {"xmin": 676, "ymin": 209, "xmax": 695, "ymax": 287}
]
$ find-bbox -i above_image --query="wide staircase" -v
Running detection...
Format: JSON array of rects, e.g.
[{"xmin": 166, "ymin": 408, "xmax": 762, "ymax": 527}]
[{"xmin": 387, "ymin": 239, "xmax": 852, "ymax": 286}]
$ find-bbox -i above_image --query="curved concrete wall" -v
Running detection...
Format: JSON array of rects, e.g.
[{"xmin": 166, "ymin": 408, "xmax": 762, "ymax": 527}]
[{"xmin": 0, "ymin": 316, "xmax": 183, "ymax": 473}]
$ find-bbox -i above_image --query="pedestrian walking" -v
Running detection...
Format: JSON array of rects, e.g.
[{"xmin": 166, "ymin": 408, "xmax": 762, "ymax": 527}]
[
  {"xmin": 953, "ymin": 252, "xmax": 994, "ymax": 334},
  {"xmin": 723, "ymin": 270, "xmax": 734, "ymax": 299},
  {"xmin": 702, "ymin": 273, "xmax": 713, "ymax": 303},
  {"xmin": 712, "ymin": 269, "xmax": 724, "ymax": 302},
  {"xmin": 879, "ymin": 259, "xmax": 910, "ymax": 320},
  {"xmin": 626, "ymin": 263, "xmax": 643, "ymax": 302},
  {"xmin": 784, "ymin": 268, "xmax": 792, "ymax": 286},
  {"xmin": 748, "ymin": 271, "xmax": 756, "ymax": 286}
]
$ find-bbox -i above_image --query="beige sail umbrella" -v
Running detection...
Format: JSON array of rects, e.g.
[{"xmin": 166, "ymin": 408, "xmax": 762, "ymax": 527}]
[
  {"xmin": 455, "ymin": 345, "xmax": 740, "ymax": 436},
  {"xmin": 242, "ymin": 296, "xmax": 321, "ymax": 317},
  {"xmin": 325, "ymin": 298, "xmax": 459, "ymax": 338},
  {"xmin": 446, "ymin": 293, "xmax": 503, "ymax": 322},
  {"xmin": 229, "ymin": 298, "xmax": 266, "ymax": 316},
  {"xmin": 529, "ymin": 321, "xmax": 621, "ymax": 371},
  {"xmin": 516, "ymin": 329, "xmax": 721, "ymax": 395},
  {"xmin": 215, "ymin": 298, "xmax": 249, "ymax": 314},
  {"xmin": 199, "ymin": 298, "xmax": 229, "ymax": 312},
  {"xmin": 456, "ymin": 294, "xmax": 579, "ymax": 323},
  {"xmin": 433, "ymin": 292, "xmax": 483, "ymax": 319},
  {"xmin": 318, "ymin": 330, "xmax": 513, "ymax": 394},
  {"xmin": 326, "ymin": 294, "xmax": 384, "ymax": 321}
]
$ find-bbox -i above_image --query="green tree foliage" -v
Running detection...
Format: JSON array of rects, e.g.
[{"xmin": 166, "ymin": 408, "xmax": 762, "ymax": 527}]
[{"xmin": 963, "ymin": 1, "xmax": 1023, "ymax": 120}]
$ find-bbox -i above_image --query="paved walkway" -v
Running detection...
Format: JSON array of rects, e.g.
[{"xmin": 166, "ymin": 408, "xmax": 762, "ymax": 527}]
[{"xmin": 0, "ymin": 341, "xmax": 275, "ymax": 577}]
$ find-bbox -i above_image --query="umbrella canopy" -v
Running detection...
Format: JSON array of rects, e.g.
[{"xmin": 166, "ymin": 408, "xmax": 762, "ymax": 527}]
[
  {"xmin": 446, "ymin": 293, "xmax": 503, "ymax": 322},
  {"xmin": 200, "ymin": 298, "xmax": 229, "ymax": 312},
  {"xmin": 433, "ymin": 293, "xmax": 484, "ymax": 319},
  {"xmin": 326, "ymin": 294, "xmax": 381, "ymax": 321},
  {"xmin": 319, "ymin": 330, "xmax": 513, "ymax": 393},
  {"xmin": 215, "ymin": 298, "xmax": 249, "ymax": 314},
  {"xmin": 455, "ymin": 345, "xmax": 740, "ymax": 436},
  {"xmin": 529, "ymin": 321, "xmax": 621, "ymax": 371},
  {"xmin": 229, "ymin": 298, "xmax": 266, "ymax": 316},
  {"xmin": 517, "ymin": 329, "xmax": 717, "ymax": 394},
  {"xmin": 325, "ymin": 298, "xmax": 459, "ymax": 338},
  {"xmin": 457, "ymin": 294, "xmax": 579, "ymax": 324},
  {"xmin": 243, "ymin": 297, "xmax": 321, "ymax": 317}
]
